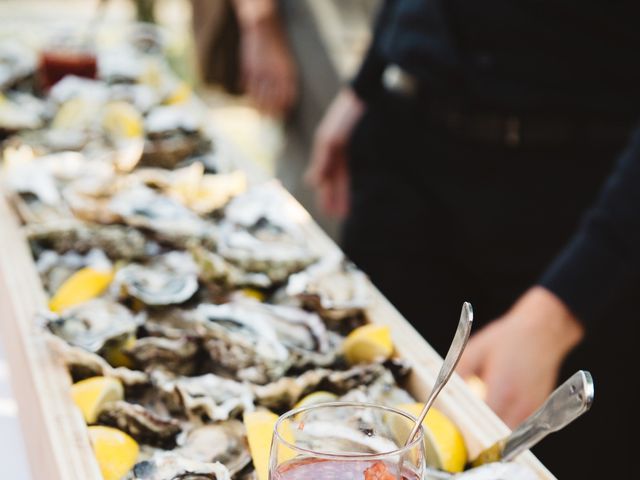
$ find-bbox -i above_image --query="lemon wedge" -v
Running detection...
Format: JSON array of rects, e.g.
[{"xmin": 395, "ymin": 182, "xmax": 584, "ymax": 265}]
[
  {"xmin": 342, "ymin": 324, "xmax": 394, "ymax": 364},
  {"xmin": 102, "ymin": 101, "xmax": 144, "ymax": 139},
  {"xmin": 165, "ymin": 82, "xmax": 192, "ymax": 105},
  {"xmin": 293, "ymin": 391, "xmax": 338, "ymax": 410},
  {"xmin": 71, "ymin": 376, "xmax": 124, "ymax": 424},
  {"xmin": 88, "ymin": 426, "xmax": 139, "ymax": 480},
  {"xmin": 48, "ymin": 266, "xmax": 114, "ymax": 313},
  {"xmin": 397, "ymin": 403, "xmax": 467, "ymax": 473},
  {"xmin": 244, "ymin": 410, "xmax": 294, "ymax": 480},
  {"xmin": 102, "ymin": 334, "xmax": 136, "ymax": 369}
]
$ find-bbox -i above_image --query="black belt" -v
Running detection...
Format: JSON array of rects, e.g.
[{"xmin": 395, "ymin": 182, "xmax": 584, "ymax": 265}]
[{"xmin": 380, "ymin": 64, "xmax": 636, "ymax": 148}]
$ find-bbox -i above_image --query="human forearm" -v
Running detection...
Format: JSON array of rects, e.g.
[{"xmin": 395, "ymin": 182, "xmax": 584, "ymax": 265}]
[
  {"xmin": 230, "ymin": 0, "xmax": 278, "ymax": 30},
  {"xmin": 540, "ymin": 127, "xmax": 640, "ymax": 325}
]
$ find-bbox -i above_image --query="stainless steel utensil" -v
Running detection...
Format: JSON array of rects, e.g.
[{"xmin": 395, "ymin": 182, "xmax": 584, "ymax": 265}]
[
  {"xmin": 405, "ymin": 302, "xmax": 474, "ymax": 446},
  {"xmin": 470, "ymin": 369, "xmax": 594, "ymax": 467}
]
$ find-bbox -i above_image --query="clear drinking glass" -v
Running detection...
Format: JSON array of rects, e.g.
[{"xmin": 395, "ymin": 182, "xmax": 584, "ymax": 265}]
[{"xmin": 269, "ymin": 402, "xmax": 426, "ymax": 480}]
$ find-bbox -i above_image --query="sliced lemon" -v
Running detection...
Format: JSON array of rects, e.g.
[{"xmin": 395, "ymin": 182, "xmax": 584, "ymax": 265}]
[
  {"xmin": 293, "ymin": 391, "xmax": 338, "ymax": 410},
  {"xmin": 165, "ymin": 82, "xmax": 192, "ymax": 105},
  {"xmin": 88, "ymin": 426, "xmax": 139, "ymax": 480},
  {"xmin": 71, "ymin": 376, "xmax": 124, "ymax": 424},
  {"xmin": 342, "ymin": 324, "xmax": 394, "ymax": 364},
  {"xmin": 241, "ymin": 288, "xmax": 266, "ymax": 302},
  {"xmin": 102, "ymin": 334, "xmax": 136, "ymax": 369},
  {"xmin": 397, "ymin": 403, "xmax": 467, "ymax": 473},
  {"xmin": 102, "ymin": 101, "xmax": 144, "ymax": 139},
  {"xmin": 244, "ymin": 410, "xmax": 294, "ymax": 480},
  {"xmin": 48, "ymin": 266, "xmax": 114, "ymax": 313}
]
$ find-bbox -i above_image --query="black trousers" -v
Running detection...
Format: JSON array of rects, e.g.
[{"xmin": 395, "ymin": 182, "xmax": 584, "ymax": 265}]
[{"xmin": 342, "ymin": 98, "xmax": 634, "ymax": 477}]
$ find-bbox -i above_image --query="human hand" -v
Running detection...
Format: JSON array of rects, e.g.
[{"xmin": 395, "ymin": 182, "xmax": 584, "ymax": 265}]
[
  {"xmin": 238, "ymin": 14, "xmax": 297, "ymax": 117},
  {"xmin": 457, "ymin": 287, "xmax": 584, "ymax": 427},
  {"xmin": 305, "ymin": 88, "xmax": 365, "ymax": 218}
]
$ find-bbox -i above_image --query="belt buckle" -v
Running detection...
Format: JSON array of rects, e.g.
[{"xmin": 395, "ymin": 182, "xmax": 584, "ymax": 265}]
[{"xmin": 382, "ymin": 64, "xmax": 418, "ymax": 97}]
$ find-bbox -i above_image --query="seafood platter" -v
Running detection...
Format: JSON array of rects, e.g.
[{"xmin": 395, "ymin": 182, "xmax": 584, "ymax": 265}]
[{"xmin": 0, "ymin": 24, "xmax": 555, "ymax": 480}]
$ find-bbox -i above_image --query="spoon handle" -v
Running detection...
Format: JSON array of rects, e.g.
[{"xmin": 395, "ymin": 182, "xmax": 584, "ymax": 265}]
[
  {"xmin": 471, "ymin": 370, "xmax": 594, "ymax": 467},
  {"xmin": 406, "ymin": 302, "xmax": 474, "ymax": 445}
]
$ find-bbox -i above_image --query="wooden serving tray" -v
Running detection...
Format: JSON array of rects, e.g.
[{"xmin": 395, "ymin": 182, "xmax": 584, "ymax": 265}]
[{"xmin": 0, "ymin": 177, "xmax": 555, "ymax": 479}]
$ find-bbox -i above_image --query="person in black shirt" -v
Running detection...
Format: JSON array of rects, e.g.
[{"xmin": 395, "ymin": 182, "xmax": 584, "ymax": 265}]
[{"xmin": 306, "ymin": 1, "xmax": 639, "ymax": 476}]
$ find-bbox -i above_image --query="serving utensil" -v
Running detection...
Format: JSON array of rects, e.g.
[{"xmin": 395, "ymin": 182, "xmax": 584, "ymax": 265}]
[
  {"xmin": 405, "ymin": 302, "xmax": 474, "ymax": 446},
  {"xmin": 424, "ymin": 370, "xmax": 594, "ymax": 479}
]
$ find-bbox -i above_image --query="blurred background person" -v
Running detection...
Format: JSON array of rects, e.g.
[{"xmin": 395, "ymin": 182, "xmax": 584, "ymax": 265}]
[
  {"xmin": 191, "ymin": 0, "xmax": 378, "ymax": 239},
  {"xmin": 306, "ymin": 0, "xmax": 639, "ymax": 477}
]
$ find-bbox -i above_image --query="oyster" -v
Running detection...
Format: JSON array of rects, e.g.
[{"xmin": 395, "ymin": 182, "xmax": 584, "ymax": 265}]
[
  {"xmin": 340, "ymin": 370, "xmax": 415, "ymax": 407},
  {"xmin": 195, "ymin": 303, "xmax": 291, "ymax": 384},
  {"xmin": 216, "ymin": 184, "xmax": 317, "ymax": 283},
  {"xmin": 47, "ymin": 334, "xmax": 149, "ymax": 391},
  {"xmin": 133, "ymin": 452, "xmax": 231, "ymax": 480},
  {"xmin": 253, "ymin": 363, "xmax": 393, "ymax": 411},
  {"xmin": 0, "ymin": 92, "xmax": 45, "ymax": 134},
  {"xmin": 47, "ymin": 298, "xmax": 139, "ymax": 353},
  {"xmin": 36, "ymin": 248, "xmax": 111, "ymax": 294},
  {"xmin": 26, "ymin": 220, "xmax": 149, "ymax": 260},
  {"xmin": 134, "ymin": 162, "xmax": 246, "ymax": 215},
  {"xmin": 453, "ymin": 463, "xmax": 538, "ymax": 480},
  {"xmin": 114, "ymin": 251, "xmax": 199, "ymax": 306},
  {"xmin": 126, "ymin": 336, "xmax": 200, "ymax": 376},
  {"xmin": 0, "ymin": 39, "xmax": 37, "ymax": 91},
  {"xmin": 153, "ymin": 370, "xmax": 254, "ymax": 422},
  {"xmin": 284, "ymin": 251, "xmax": 371, "ymax": 324},
  {"xmin": 98, "ymin": 400, "xmax": 182, "ymax": 449},
  {"xmin": 141, "ymin": 105, "xmax": 212, "ymax": 169},
  {"xmin": 189, "ymin": 242, "xmax": 271, "ymax": 289},
  {"xmin": 109, "ymin": 184, "xmax": 210, "ymax": 241},
  {"xmin": 176, "ymin": 421, "xmax": 251, "ymax": 476}
]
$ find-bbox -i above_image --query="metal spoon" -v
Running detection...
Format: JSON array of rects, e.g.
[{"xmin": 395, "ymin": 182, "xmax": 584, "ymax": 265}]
[
  {"xmin": 423, "ymin": 370, "xmax": 595, "ymax": 479},
  {"xmin": 405, "ymin": 302, "xmax": 474, "ymax": 446}
]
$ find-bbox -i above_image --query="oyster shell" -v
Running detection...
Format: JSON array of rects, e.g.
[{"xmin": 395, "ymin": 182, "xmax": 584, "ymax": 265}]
[
  {"xmin": 126, "ymin": 336, "xmax": 200, "ymax": 376},
  {"xmin": 133, "ymin": 452, "xmax": 231, "ymax": 480},
  {"xmin": 141, "ymin": 105, "xmax": 212, "ymax": 169},
  {"xmin": 284, "ymin": 251, "xmax": 371, "ymax": 323},
  {"xmin": 453, "ymin": 463, "xmax": 538, "ymax": 480},
  {"xmin": 47, "ymin": 298, "xmax": 139, "ymax": 353},
  {"xmin": 189, "ymin": 242, "xmax": 271, "ymax": 289},
  {"xmin": 36, "ymin": 248, "xmax": 111, "ymax": 294},
  {"xmin": 195, "ymin": 303, "xmax": 291, "ymax": 384},
  {"xmin": 114, "ymin": 252, "xmax": 199, "ymax": 306},
  {"xmin": 98, "ymin": 400, "xmax": 182, "ymax": 449},
  {"xmin": 26, "ymin": 220, "xmax": 149, "ymax": 260},
  {"xmin": 133, "ymin": 162, "xmax": 246, "ymax": 215},
  {"xmin": 109, "ymin": 184, "xmax": 210, "ymax": 241},
  {"xmin": 153, "ymin": 370, "xmax": 254, "ymax": 422},
  {"xmin": 176, "ymin": 421, "xmax": 251, "ymax": 476},
  {"xmin": 47, "ymin": 334, "xmax": 149, "ymax": 392},
  {"xmin": 216, "ymin": 184, "xmax": 317, "ymax": 283},
  {"xmin": 253, "ymin": 363, "xmax": 393, "ymax": 411},
  {"xmin": 0, "ymin": 39, "xmax": 37, "ymax": 91}
]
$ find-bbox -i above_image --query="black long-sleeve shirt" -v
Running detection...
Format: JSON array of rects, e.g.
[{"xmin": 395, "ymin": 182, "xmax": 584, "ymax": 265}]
[{"xmin": 352, "ymin": 0, "xmax": 640, "ymax": 325}]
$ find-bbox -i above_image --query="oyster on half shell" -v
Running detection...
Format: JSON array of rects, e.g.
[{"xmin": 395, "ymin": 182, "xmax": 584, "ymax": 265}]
[
  {"xmin": 98, "ymin": 400, "xmax": 182, "ymax": 449},
  {"xmin": 284, "ymin": 251, "xmax": 371, "ymax": 323},
  {"xmin": 114, "ymin": 252, "xmax": 199, "ymax": 306},
  {"xmin": 176, "ymin": 421, "xmax": 251, "ymax": 476},
  {"xmin": 153, "ymin": 370, "xmax": 254, "ymax": 422},
  {"xmin": 133, "ymin": 452, "xmax": 231, "ymax": 480},
  {"xmin": 47, "ymin": 299, "xmax": 139, "ymax": 353}
]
